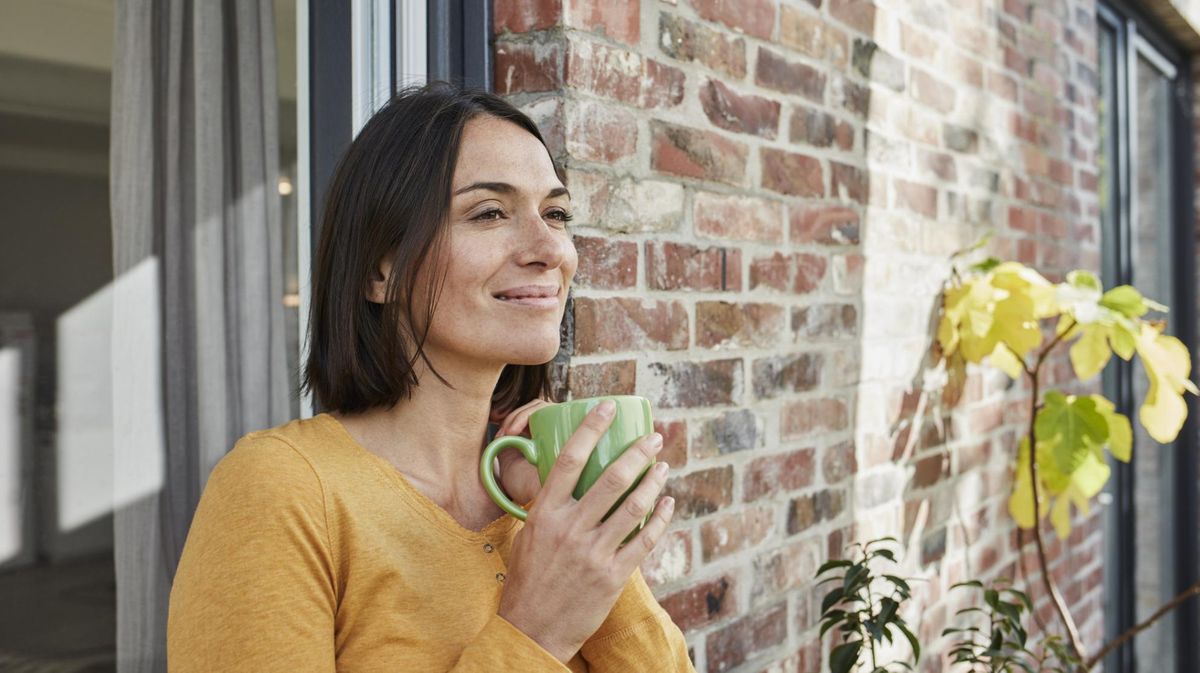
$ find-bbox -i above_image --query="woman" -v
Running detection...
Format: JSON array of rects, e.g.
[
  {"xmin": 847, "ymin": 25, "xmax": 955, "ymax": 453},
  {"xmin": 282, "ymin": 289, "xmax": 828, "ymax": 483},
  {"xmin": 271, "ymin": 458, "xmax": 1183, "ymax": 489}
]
[{"xmin": 166, "ymin": 82, "xmax": 694, "ymax": 672}]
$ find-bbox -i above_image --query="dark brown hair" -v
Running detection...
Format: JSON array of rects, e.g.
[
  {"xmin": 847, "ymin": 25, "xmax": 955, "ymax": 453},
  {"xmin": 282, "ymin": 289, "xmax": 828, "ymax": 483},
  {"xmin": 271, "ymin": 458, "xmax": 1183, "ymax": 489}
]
[{"xmin": 302, "ymin": 81, "xmax": 563, "ymax": 415}]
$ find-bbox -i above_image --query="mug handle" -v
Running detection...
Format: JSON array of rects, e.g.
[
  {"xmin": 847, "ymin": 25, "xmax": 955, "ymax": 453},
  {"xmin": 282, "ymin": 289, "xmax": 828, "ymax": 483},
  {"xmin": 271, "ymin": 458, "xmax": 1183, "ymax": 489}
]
[{"xmin": 480, "ymin": 435, "xmax": 539, "ymax": 521}]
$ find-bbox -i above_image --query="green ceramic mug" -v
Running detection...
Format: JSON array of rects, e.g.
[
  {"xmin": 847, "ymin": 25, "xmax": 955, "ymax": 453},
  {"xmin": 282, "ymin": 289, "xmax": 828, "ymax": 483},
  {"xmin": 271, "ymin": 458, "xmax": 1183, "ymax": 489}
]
[{"xmin": 479, "ymin": 395, "xmax": 657, "ymax": 540}]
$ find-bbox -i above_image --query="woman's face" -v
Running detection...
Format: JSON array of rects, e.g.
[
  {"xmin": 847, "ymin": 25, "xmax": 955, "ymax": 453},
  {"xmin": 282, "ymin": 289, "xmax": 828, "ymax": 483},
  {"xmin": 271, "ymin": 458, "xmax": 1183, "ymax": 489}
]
[{"xmin": 414, "ymin": 115, "xmax": 577, "ymax": 370}]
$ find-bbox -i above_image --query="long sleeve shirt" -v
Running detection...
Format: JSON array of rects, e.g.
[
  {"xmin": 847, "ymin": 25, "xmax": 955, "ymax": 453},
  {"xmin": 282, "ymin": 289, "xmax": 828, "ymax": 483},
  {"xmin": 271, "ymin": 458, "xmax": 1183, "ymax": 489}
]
[{"xmin": 167, "ymin": 413, "xmax": 695, "ymax": 672}]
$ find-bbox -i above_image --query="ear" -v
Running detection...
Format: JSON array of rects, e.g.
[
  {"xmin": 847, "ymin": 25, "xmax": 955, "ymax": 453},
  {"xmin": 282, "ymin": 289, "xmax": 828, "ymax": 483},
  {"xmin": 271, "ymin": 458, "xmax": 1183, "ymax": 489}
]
[{"xmin": 366, "ymin": 257, "xmax": 393, "ymax": 304}]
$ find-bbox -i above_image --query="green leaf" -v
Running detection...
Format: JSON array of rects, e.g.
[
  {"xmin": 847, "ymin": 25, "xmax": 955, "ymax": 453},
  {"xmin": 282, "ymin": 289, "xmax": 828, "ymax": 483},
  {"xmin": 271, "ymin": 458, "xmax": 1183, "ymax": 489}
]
[
  {"xmin": 1035, "ymin": 391, "xmax": 1109, "ymax": 475},
  {"xmin": 816, "ymin": 559, "xmax": 854, "ymax": 576},
  {"xmin": 1066, "ymin": 269, "xmax": 1101, "ymax": 292},
  {"xmin": 1091, "ymin": 395, "xmax": 1132, "ymax": 462},
  {"xmin": 1098, "ymin": 285, "xmax": 1150, "ymax": 318},
  {"xmin": 822, "ymin": 587, "xmax": 846, "ymax": 614},
  {"xmin": 1069, "ymin": 324, "xmax": 1112, "ymax": 380},
  {"xmin": 830, "ymin": 641, "xmax": 863, "ymax": 673},
  {"xmin": 1009, "ymin": 438, "xmax": 1041, "ymax": 529},
  {"xmin": 896, "ymin": 621, "xmax": 921, "ymax": 662},
  {"xmin": 1135, "ymin": 322, "xmax": 1200, "ymax": 444}
]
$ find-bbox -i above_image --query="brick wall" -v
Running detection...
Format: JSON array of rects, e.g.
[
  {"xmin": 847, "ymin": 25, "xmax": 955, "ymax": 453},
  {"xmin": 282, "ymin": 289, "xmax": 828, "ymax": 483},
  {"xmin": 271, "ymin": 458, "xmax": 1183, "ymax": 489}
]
[{"xmin": 495, "ymin": 0, "xmax": 1106, "ymax": 670}]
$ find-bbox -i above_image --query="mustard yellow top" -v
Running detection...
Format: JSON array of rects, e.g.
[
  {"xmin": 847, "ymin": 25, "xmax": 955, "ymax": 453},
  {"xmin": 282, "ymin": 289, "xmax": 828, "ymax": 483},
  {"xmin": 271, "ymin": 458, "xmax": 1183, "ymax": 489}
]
[{"xmin": 167, "ymin": 413, "xmax": 694, "ymax": 672}]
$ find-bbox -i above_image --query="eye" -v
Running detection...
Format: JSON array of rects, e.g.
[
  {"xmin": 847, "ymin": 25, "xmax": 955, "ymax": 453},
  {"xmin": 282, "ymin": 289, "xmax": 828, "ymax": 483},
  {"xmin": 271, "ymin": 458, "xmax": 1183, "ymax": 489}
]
[
  {"xmin": 544, "ymin": 208, "xmax": 574, "ymax": 224},
  {"xmin": 472, "ymin": 208, "xmax": 505, "ymax": 221}
]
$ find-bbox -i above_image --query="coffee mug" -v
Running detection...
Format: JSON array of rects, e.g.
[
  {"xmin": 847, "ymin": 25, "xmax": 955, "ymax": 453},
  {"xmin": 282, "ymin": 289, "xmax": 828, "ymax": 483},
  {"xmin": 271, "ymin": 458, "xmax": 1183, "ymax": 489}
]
[{"xmin": 479, "ymin": 395, "xmax": 657, "ymax": 540}]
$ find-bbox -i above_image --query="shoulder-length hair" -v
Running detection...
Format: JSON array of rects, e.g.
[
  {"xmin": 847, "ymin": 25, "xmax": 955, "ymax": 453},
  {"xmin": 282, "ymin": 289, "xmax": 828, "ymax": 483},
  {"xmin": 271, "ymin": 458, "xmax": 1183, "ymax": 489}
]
[{"xmin": 302, "ymin": 81, "xmax": 563, "ymax": 415}]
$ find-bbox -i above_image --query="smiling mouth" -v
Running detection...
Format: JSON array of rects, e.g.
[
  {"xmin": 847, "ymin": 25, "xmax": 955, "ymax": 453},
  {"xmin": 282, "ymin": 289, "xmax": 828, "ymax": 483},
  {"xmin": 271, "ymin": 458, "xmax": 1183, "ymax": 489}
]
[{"xmin": 494, "ymin": 295, "xmax": 559, "ymax": 308}]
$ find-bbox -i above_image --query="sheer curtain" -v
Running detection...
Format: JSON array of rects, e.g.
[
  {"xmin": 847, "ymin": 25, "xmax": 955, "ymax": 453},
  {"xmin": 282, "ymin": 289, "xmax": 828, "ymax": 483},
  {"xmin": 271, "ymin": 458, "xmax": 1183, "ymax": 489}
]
[{"xmin": 109, "ymin": 1, "xmax": 290, "ymax": 669}]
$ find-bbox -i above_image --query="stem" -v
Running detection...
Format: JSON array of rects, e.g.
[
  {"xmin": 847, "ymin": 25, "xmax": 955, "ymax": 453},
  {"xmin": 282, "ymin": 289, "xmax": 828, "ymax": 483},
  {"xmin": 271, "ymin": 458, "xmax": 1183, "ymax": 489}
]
[
  {"xmin": 864, "ymin": 578, "xmax": 878, "ymax": 670},
  {"xmin": 1086, "ymin": 579, "xmax": 1200, "ymax": 667},
  {"xmin": 1020, "ymin": 318, "xmax": 1088, "ymax": 668},
  {"xmin": 1015, "ymin": 527, "xmax": 1050, "ymax": 633}
]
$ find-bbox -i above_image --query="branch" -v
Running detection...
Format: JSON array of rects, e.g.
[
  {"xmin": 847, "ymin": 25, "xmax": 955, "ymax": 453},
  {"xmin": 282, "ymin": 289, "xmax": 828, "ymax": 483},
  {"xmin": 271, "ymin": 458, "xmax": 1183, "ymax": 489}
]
[{"xmin": 1086, "ymin": 579, "xmax": 1200, "ymax": 668}]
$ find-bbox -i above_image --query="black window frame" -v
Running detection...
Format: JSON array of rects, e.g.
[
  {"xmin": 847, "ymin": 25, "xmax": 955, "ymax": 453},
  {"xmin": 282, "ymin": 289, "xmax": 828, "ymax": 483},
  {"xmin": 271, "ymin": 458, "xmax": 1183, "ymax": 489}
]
[{"xmin": 1097, "ymin": 3, "xmax": 1199, "ymax": 672}]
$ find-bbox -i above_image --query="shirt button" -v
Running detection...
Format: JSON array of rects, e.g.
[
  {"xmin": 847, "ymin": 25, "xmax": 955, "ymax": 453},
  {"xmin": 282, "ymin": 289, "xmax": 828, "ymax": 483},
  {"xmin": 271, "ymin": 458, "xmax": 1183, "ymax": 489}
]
[
  {"xmin": 496, "ymin": 572, "xmax": 506, "ymax": 583},
  {"xmin": 483, "ymin": 543, "xmax": 494, "ymax": 553}
]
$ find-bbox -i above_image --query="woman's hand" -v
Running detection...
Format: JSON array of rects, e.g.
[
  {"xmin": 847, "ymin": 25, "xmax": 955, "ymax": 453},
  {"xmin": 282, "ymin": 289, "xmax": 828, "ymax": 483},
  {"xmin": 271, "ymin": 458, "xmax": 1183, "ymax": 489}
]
[
  {"xmin": 496, "ymin": 400, "xmax": 675, "ymax": 663},
  {"xmin": 491, "ymin": 399, "xmax": 554, "ymax": 505}
]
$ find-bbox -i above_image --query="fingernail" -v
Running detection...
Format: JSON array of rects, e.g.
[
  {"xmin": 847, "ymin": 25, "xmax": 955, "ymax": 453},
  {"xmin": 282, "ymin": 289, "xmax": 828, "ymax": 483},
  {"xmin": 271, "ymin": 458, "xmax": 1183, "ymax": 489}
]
[
  {"xmin": 654, "ymin": 461, "xmax": 669, "ymax": 477},
  {"xmin": 662, "ymin": 496, "xmax": 675, "ymax": 511},
  {"xmin": 597, "ymin": 400, "xmax": 616, "ymax": 417},
  {"xmin": 648, "ymin": 433, "xmax": 664, "ymax": 448}
]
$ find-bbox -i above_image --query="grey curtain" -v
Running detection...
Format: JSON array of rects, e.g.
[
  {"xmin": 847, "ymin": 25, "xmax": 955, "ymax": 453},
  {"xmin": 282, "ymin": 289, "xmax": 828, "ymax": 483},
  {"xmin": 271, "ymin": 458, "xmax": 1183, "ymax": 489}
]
[{"xmin": 109, "ymin": 1, "xmax": 290, "ymax": 670}]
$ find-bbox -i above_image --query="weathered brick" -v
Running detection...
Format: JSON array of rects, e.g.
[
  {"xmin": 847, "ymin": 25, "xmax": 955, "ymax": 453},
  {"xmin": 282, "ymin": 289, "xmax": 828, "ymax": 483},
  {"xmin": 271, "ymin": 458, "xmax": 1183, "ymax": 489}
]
[
  {"xmin": 749, "ymin": 252, "xmax": 827, "ymax": 294},
  {"xmin": 658, "ymin": 13, "xmax": 747, "ymax": 78},
  {"xmin": 792, "ymin": 303, "xmax": 857, "ymax": 339},
  {"xmin": 655, "ymin": 418, "xmax": 689, "ymax": 467},
  {"xmin": 691, "ymin": 408, "xmax": 759, "ymax": 458},
  {"xmin": 601, "ymin": 179, "xmax": 685, "ymax": 233},
  {"xmin": 912, "ymin": 68, "xmax": 957, "ymax": 113},
  {"xmin": 912, "ymin": 450, "xmax": 950, "ymax": 488},
  {"xmin": 572, "ymin": 236, "xmax": 637, "ymax": 289},
  {"xmin": 565, "ymin": 39, "xmax": 686, "ymax": 109},
  {"xmin": 780, "ymin": 6, "xmax": 848, "ymax": 65},
  {"xmin": 568, "ymin": 359, "xmax": 636, "ymax": 398},
  {"xmin": 830, "ymin": 0, "xmax": 877, "ymax": 35},
  {"xmin": 694, "ymin": 192, "xmax": 782, "ymax": 243},
  {"xmin": 573, "ymin": 297, "xmax": 688, "ymax": 354},
  {"xmin": 706, "ymin": 603, "xmax": 788, "ymax": 672},
  {"xmin": 642, "ymin": 59, "xmax": 687, "ymax": 108},
  {"xmin": 564, "ymin": 99, "xmax": 636, "ymax": 164},
  {"xmin": 696, "ymin": 301, "xmax": 785, "ymax": 349},
  {"xmin": 563, "ymin": 0, "xmax": 639, "ymax": 45},
  {"xmin": 851, "ymin": 39, "xmax": 905, "ymax": 91},
  {"xmin": 692, "ymin": 0, "xmax": 776, "ymax": 40},
  {"xmin": 894, "ymin": 178, "xmax": 937, "ymax": 217},
  {"xmin": 786, "ymin": 490, "xmax": 846, "ymax": 533},
  {"xmin": 651, "ymin": 121, "xmax": 748, "ymax": 185},
  {"xmin": 646, "ymin": 359, "xmax": 742, "ymax": 409},
  {"xmin": 700, "ymin": 79, "xmax": 781, "ymax": 138},
  {"xmin": 647, "ymin": 241, "xmax": 742, "ymax": 292},
  {"xmin": 821, "ymin": 440, "xmax": 857, "ymax": 483},
  {"xmin": 659, "ymin": 573, "xmax": 736, "ymax": 632},
  {"xmin": 494, "ymin": 40, "xmax": 564, "ymax": 94},
  {"xmin": 753, "ymin": 352, "xmax": 822, "ymax": 399},
  {"xmin": 662, "ymin": 465, "xmax": 735, "ymax": 518},
  {"xmin": 789, "ymin": 205, "xmax": 860, "ymax": 245},
  {"xmin": 781, "ymin": 396, "xmax": 849, "ymax": 439},
  {"xmin": 640, "ymin": 528, "xmax": 693, "ymax": 587},
  {"xmin": 788, "ymin": 106, "xmax": 840, "ymax": 148},
  {"xmin": 701, "ymin": 506, "xmax": 775, "ymax": 561},
  {"xmin": 494, "ymin": 0, "xmax": 561, "ymax": 34},
  {"xmin": 755, "ymin": 47, "xmax": 826, "ymax": 101},
  {"xmin": 744, "ymin": 448, "xmax": 814, "ymax": 500},
  {"xmin": 761, "ymin": 148, "xmax": 824, "ymax": 197},
  {"xmin": 830, "ymin": 161, "xmax": 868, "ymax": 204},
  {"xmin": 750, "ymin": 537, "xmax": 822, "ymax": 605}
]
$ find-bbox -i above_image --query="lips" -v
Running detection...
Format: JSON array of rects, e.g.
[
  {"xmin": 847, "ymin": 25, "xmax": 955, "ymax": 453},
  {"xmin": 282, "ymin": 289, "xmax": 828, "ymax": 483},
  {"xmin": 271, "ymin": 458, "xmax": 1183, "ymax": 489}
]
[{"xmin": 493, "ymin": 284, "xmax": 560, "ymax": 309}]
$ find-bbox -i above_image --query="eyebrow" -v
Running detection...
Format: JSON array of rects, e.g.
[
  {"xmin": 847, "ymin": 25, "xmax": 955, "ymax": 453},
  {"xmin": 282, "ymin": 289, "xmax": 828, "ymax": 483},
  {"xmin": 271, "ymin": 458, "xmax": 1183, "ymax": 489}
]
[{"xmin": 452, "ymin": 181, "xmax": 570, "ymax": 200}]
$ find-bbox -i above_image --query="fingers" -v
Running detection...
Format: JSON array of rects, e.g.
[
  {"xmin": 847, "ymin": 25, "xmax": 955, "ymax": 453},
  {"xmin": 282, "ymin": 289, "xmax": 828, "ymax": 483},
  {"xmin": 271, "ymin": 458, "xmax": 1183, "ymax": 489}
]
[
  {"xmin": 539, "ymin": 400, "xmax": 617, "ymax": 507},
  {"xmin": 614, "ymin": 494, "xmax": 675, "ymax": 570},
  {"xmin": 593, "ymin": 456, "xmax": 670, "ymax": 550},
  {"xmin": 500, "ymin": 399, "xmax": 554, "ymax": 437},
  {"xmin": 577, "ymin": 432, "xmax": 664, "ymax": 524}
]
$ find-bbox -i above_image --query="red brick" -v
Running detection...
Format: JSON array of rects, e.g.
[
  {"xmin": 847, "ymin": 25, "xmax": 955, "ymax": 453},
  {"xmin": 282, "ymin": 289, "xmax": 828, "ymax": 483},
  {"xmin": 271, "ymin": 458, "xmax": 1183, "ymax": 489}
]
[
  {"xmin": 494, "ymin": 41, "xmax": 564, "ymax": 94},
  {"xmin": 651, "ymin": 121, "xmax": 749, "ymax": 185},
  {"xmin": 749, "ymin": 252, "xmax": 826, "ymax": 294},
  {"xmin": 821, "ymin": 440, "xmax": 857, "ymax": 483},
  {"xmin": 911, "ymin": 68, "xmax": 957, "ymax": 113},
  {"xmin": 894, "ymin": 178, "xmax": 937, "ymax": 217},
  {"xmin": 694, "ymin": 192, "xmax": 782, "ymax": 243},
  {"xmin": 830, "ymin": 161, "xmax": 868, "ymax": 204},
  {"xmin": 700, "ymin": 79, "xmax": 781, "ymax": 138},
  {"xmin": 780, "ymin": 6, "xmax": 849, "ymax": 65},
  {"xmin": 755, "ymin": 47, "xmax": 826, "ymax": 101},
  {"xmin": 494, "ymin": 0, "xmax": 561, "ymax": 34},
  {"xmin": 706, "ymin": 603, "xmax": 788, "ymax": 672},
  {"xmin": 573, "ymin": 296, "xmax": 688, "ymax": 354},
  {"xmin": 659, "ymin": 574, "xmax": 737, "ymax": 632},
  {"xmin": 641, "ymin": 59, "xmax": 687, "ymax": 108},
  {"xmin": 786, "ymin": 490, "xmax": 846, "ymax": 533},
  {"xmin": 565, "ymin": 39, "xmax": 641, "ymax": 103},
  {"xmin": 567, "ymin": 360, "xmax": 636, "ymax": 398},
  {"xmin": 788, "ymin": 106, "xmax": 839, "ymax": 148},
  {"xmin": 744, "ymin": 448, "xmax": 815, "ymax": 500},
  {"xmin": 654, "ymin": 418, "xmax": 689, "ymax": 468},
  {"xmin": 565, "ymin": 100, "xmax": 637, "ymax": 163},
  {"xmin": 761, "ymin": 148, "xmax": 824, "ymax": 197},
  {"xmin": 701, "ymin": 506, "xmax": 775, "ymax": 561},
  {"xmin": 564, "ymin": 0, "xmax": 639, "ymax": 45},
  {"xmin": 662, "ymin": 465, "xmax": 735, "ymax": 518},
  {"xmin": 789, "ymin": 205, "xmax": 860, "ymax": 245},
  {"xmin": 781, "ymin": 396, "xmax": 849, "ymax": 439},
  {"xmin": 658, "ymin": 13, "xmax": 747, "ymax": 78},
  {"xmin": 647, "ymin": 359, "xmax": 742, "ymax": 409},
  {"xmin": 752, "ymin": 352, "xmax": 822, "ymax": 400},
  {"xmin": 1008, "ymin": 205, "xmax": 1037, "ymax": 233},
  {"xmin": 696, "ymin": 301, "xmax": 785, "ymax": 349},
  {"xmin": 692, "ymin": 0, "xmax": 775, "ymax": 40},
  {"xmin": 830, "ymin": 0, "xmax": 877, "ymax": 34},
  {"xmin": 646, "ymin": 241, "xmax": 742, "ymax": 292},
  {"xmin": 792, "ymin": 303, "xmax": 857, "ymax": 339},
  {"xmin": 640, "ymin": 528, "xmax": 693, "ymax": 587},
  {"xmin": 572, "ymin": 236, "xmax": 637, "ymax": 289},
  {"xmin": 913, "ymin": 451, "xmax": 950, "ymax": 488}
]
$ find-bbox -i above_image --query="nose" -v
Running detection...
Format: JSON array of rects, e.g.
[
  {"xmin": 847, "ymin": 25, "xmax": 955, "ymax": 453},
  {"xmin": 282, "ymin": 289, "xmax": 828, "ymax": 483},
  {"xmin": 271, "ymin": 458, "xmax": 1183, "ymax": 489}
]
[{"xmin": 514, "ymin": 210, "xmax": 573, "ymax": 270}]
